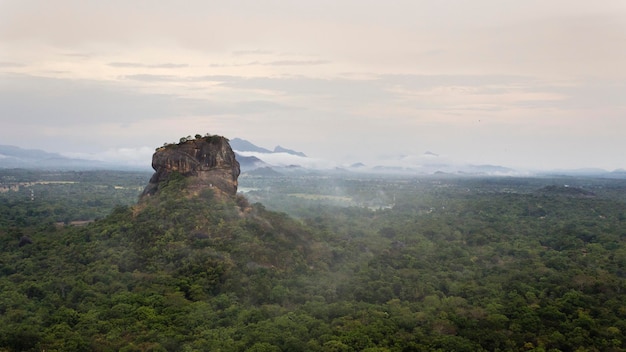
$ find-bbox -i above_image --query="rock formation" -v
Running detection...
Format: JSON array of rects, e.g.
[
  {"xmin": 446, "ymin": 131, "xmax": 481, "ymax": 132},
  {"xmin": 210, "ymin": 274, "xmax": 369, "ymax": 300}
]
[{"xmin": 141, "ymin": 135, "xmax": 240, "ymax": 199}]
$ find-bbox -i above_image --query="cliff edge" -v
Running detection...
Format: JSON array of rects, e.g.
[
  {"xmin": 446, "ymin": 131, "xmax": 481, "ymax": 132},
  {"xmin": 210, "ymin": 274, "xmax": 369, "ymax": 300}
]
[{"xmin": 140, "ymin": 135, "xmax": 240, "ymax": 199}]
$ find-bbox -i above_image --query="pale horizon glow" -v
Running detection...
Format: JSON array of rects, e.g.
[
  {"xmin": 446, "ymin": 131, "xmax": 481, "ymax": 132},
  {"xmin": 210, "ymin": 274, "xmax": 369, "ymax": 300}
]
[{"xmin": 1, "ymin": 1, "xmax": 625, "ymax": 171}]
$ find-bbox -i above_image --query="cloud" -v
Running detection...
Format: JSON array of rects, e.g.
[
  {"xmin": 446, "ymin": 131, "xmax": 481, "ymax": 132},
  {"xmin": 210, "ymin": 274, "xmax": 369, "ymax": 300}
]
[
  {"xmin": 0, "ymin": 73, "xmax": 304, "ymax": 135},
  {"xmin": 235, "ymin": 151, "xmax": 336, "ymax": 169},
  {"xmin": 62, "ymin": 146, "xmax": 154, "ymax": 168},
  {"xmin": 122, "ymin": 74, "xmax": 181, "ymax": 82},
  {"xmin": 108, "ymin": 62, "xmax": 189, "ymax": 68},
  {"xmin": 4, "ymin": 71, "xmax": 613, "ymax": 150},
  {"xmin": 206, "ymin": 59, "xmax": 331, "ymax": 68},
  {"xmin": 0, "ymin": 74, "xmax": 184, "ymax": 125},
  {"xmin": 259, "ymin": 60, "xmax": 331, "ymax": 66},
  {"xmin": 232, "ymin": 49, "xmax": 275, "ymax": 56},
  {"xmin": 0, "ymin": 62, "xmax": 25, "ymax": 68},
  {"xmin": 1, "ymin": 0, "xmax": 625, "ymax": 170}
]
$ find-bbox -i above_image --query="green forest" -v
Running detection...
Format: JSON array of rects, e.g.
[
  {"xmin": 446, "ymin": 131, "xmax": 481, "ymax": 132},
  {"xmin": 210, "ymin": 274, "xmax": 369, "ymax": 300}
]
[{"xmin": 1, "ymin": 169, "xmax": 626, "ymax": 351}]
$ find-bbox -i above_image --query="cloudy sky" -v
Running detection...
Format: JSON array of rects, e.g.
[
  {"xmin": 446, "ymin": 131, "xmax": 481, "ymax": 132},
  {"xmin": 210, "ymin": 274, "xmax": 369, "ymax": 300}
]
[{"xmin": 1, "ymin": 1, "xmax": 625, "ymax": 170}]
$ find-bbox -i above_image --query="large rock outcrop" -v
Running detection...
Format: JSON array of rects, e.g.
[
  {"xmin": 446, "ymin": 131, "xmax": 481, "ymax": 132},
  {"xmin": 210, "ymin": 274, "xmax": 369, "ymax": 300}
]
[{"xmin": 141, "ymin": 135, "xmax": 240, "ymax": 199}]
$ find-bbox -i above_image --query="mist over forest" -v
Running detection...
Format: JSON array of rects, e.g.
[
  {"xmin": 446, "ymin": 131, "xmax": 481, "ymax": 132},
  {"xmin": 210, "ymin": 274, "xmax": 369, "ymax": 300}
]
[{"xmin": 1, "ymin": 159, "xmax": 626, "ymax": 351}]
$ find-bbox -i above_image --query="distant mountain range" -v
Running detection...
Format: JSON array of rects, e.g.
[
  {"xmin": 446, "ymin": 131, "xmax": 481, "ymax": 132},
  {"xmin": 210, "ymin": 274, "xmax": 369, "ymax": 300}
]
[
  {"xmin": 0, "ymin": 145, "xmax": 103, "ymax": 170},
  {"xmin": 230, "ymin": 138, "xmax": 311, "ymax": 172},
  {"xmin": 233, "ymin": 139, "xmax": 528, "ymax": 176},
  {"xmin": 0, "ymin": 145, "xmax": 146, "ymax": 171},
  {"xmin": 230, "ymin": 138, "xmax": 307, "ymax": 157},
  {"xmin": 2, "ymin": 141, "xmax": 625, "ymax": 178}
]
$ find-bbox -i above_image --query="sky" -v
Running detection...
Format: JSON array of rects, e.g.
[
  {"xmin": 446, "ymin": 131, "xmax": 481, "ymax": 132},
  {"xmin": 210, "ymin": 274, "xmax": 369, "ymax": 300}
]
[{"xmin": 1, "ymin": 0, "xmax": 625, "ymax": 171}]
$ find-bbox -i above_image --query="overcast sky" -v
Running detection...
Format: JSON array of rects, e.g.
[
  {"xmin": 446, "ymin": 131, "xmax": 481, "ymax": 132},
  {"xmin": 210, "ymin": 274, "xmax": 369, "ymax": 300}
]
[{"xmin": 1, "ymin": 0, "xmax": 625, "ymax": 170}]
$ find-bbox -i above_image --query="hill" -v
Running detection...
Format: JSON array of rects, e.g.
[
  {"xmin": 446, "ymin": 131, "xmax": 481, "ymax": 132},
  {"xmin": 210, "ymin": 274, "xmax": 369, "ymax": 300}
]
[
  {"xmin": 537, "ymin": 184, "xmax": 596, "ymax": 197},
  {"xmin": 230, "ymin": 138, "xmax": 307, "ymax": 158}
]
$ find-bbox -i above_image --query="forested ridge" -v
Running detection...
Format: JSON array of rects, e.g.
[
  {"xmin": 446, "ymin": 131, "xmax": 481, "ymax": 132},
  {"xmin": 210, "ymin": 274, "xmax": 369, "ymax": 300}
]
[{"xmin": 1, "ymin": 170, "xmax": 626, "ymax": 351}]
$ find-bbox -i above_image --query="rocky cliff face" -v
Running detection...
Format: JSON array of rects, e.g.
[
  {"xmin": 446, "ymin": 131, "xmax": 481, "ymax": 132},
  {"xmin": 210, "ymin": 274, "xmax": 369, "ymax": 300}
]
[{"xmin": 141, "ymin": 135, "xmax": 240, "ymax": 199}]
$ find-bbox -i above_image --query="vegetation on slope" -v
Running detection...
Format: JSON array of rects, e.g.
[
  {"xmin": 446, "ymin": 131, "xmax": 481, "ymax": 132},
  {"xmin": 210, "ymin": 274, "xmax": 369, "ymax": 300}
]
[{"xmin": 1, "ymin": 170, "xmax": 626, "ymax": 351}]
